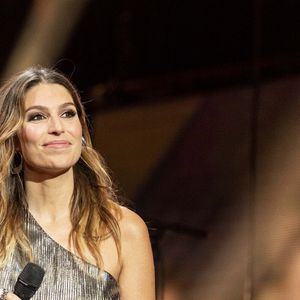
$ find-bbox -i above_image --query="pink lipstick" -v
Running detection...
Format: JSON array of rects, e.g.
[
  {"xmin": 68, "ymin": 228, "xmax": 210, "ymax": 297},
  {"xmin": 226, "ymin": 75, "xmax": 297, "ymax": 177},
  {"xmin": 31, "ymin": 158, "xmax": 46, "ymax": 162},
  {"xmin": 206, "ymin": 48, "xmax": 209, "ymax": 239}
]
[{"xmin": 43, "ymin": 140, "xmax": 71, "ymax": 148}]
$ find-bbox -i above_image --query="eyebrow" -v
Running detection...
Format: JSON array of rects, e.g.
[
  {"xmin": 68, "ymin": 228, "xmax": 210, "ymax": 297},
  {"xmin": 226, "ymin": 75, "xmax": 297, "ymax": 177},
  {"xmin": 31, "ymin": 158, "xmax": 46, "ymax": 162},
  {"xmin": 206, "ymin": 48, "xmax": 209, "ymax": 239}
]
[{"xmin": 25, "ymin": 102, "xmax": 76, "ymax": 113}]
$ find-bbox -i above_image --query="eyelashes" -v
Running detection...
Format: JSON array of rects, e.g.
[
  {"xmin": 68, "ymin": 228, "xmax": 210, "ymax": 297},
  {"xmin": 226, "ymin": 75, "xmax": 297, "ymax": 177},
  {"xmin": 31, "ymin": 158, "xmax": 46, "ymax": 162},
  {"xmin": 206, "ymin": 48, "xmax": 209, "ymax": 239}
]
[
  {"xmin": 27, "ymin": 112, "xmax": 46, "ymax": 122},
  {"xmin": 61, "ymin": 110, "xmax": 77, "ymax": 118},
  {"xmin": 27, "ymin": 109, "xmax": 77, "ymax": 122}
]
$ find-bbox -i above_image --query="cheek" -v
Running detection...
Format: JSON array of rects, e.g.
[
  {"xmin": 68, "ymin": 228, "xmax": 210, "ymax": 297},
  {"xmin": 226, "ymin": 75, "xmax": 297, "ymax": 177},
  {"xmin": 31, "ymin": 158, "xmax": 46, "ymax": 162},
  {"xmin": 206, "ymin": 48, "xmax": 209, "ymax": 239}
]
[
  {"xmin": 71, "ymin": 121, "xmax": 83, "ymax": 139},
  {"xmin": 18, "ymin": 126, "xmax": 43, "ymax": 150}
]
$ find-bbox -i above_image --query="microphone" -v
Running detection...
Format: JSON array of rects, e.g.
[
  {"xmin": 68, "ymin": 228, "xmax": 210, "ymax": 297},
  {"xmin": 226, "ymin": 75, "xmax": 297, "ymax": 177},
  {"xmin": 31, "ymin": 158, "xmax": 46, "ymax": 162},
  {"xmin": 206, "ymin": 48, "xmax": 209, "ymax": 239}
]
[{"xmin": 14, "ymin": 262, "xmax": 45, "ymax": 300}]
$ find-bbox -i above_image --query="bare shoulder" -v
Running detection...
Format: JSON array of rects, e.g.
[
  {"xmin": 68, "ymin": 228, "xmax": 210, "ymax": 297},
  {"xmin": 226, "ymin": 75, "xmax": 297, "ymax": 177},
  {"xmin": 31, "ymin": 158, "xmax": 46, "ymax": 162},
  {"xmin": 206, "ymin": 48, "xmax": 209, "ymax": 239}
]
[
  {"xmin": 118, "ymin": 206, "xmax": 150, "ymax": 241},
  {"xmin": 117, "ymin": 206, "xmax": 155, "ymax": 299}
]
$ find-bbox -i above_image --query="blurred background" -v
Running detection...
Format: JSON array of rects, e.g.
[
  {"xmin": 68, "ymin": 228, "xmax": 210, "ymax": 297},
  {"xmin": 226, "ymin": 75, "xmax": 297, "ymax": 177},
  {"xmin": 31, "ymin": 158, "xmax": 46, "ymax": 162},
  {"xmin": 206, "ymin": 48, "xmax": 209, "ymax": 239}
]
[{"xmin": 2, "ymin": 1, "xmax": 300, "ymax": 299}]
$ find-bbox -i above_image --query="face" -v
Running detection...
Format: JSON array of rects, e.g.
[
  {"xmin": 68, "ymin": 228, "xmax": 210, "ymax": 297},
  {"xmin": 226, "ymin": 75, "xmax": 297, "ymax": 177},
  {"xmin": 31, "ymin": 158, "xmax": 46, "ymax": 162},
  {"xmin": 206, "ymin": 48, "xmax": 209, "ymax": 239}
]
[{"xmin": 17, "ymin": 83, "xmax": 83, "ymax": 176}]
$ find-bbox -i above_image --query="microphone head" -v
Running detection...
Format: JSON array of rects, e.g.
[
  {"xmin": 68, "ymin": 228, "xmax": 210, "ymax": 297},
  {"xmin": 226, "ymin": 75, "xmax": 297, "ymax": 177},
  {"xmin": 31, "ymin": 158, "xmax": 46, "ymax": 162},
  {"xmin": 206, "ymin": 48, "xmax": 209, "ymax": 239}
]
[{"xmin": 14, "ymin": 262, "xmax": 45, "ymax": 300}]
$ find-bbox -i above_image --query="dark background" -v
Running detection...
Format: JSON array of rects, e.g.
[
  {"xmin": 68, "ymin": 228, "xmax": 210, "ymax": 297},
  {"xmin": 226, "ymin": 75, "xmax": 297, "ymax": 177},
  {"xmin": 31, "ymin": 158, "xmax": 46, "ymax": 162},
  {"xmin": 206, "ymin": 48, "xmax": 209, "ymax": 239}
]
[{"xmin": 2, "ymin": 1, "xmax": 300, "ymax": 103}]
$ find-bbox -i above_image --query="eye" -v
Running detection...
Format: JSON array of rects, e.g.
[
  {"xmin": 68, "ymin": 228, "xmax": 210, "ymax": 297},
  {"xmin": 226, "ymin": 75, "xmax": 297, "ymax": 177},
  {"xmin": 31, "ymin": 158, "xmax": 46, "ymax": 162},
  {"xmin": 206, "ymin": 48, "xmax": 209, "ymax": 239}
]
[
  {"xmin": 61, "ymin": 109, "xmax": 77, "ymax": 118},
  {"xmin": 27, "ymin": 113, "xmax": 46, "ymax": 122}
]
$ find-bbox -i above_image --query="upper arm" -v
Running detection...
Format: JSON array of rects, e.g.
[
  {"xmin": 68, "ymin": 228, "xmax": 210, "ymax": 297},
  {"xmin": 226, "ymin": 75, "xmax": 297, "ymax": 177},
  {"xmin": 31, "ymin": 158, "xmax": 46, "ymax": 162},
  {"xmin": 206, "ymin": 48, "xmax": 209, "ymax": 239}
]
[{"xmin": 118, "ymin": 207, "xmax": 155, "ymax": 300}]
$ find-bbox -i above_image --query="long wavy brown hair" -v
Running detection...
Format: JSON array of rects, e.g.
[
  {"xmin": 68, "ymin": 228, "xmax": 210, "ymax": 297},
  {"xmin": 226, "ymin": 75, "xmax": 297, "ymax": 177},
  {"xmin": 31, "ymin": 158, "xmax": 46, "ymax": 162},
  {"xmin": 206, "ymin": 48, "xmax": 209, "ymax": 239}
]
[{"xmin": 0, "ymin": 66, "xmax": 121, "ymax": 268}]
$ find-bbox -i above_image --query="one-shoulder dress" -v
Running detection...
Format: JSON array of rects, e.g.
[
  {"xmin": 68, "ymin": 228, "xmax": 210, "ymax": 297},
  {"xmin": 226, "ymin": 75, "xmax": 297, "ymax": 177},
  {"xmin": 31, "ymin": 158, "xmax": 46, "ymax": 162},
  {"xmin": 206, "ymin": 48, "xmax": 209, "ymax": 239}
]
[{"xmin": 0, "ymin": 213, "xmax": 120, "ymax": 300}]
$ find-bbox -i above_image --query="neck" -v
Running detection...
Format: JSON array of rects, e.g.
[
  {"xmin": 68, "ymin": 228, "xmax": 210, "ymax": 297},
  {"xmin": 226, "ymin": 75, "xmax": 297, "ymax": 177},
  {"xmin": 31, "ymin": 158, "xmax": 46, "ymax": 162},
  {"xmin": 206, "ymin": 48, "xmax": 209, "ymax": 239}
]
[{"xmin": 24, "ymin": 168, "xmax": 74, "ymax": 222}]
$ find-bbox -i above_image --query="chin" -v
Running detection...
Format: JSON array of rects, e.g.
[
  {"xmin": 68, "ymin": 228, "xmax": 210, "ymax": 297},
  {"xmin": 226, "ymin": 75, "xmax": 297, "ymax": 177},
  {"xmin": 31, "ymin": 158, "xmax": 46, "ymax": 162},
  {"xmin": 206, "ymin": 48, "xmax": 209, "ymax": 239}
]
[
  {"xmin": 25, "ymin": 160, "xmax": 78, "ymax": 175},
  {"xmin": 46, "ymin": 162, "xmax": 77, "ymax": 173}
]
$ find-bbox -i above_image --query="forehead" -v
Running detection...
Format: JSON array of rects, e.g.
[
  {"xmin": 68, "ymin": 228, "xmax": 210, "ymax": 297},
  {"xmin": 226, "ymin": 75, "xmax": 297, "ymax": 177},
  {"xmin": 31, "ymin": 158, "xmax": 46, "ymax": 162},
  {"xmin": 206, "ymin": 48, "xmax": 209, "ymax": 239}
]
[{"xmin": 23, "ymin": 83, "xmax": 74, "ymax": 109}]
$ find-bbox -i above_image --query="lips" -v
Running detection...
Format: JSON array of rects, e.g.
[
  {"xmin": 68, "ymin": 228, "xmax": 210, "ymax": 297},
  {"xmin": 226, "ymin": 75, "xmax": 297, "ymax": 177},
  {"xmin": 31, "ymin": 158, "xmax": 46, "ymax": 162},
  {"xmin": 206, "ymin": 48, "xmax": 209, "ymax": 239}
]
[{"xmin": 43, "ymin": 140, "xmax": 71, "ymax": 148}]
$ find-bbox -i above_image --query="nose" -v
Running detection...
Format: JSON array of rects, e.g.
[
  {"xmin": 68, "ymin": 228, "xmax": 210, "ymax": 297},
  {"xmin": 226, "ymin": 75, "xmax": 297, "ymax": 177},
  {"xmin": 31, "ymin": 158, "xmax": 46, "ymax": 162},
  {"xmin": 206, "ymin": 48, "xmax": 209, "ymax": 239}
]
[{"xmin": 48, "ymin": 116, "xmax": 64, "ymax": 135}]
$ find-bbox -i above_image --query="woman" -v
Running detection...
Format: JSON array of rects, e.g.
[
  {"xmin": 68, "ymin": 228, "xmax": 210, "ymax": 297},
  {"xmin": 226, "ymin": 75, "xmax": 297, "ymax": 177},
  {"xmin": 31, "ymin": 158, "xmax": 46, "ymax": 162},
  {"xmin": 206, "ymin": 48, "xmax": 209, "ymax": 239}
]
[{"xmin": 0, "ymin": 66, "xmax": 155, "ymax": 300}]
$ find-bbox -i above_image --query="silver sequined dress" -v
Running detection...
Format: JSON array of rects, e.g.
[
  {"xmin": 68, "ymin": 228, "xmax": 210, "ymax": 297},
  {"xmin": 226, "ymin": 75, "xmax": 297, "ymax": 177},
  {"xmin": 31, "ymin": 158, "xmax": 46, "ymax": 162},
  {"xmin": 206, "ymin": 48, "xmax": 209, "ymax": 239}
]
[{"xmin": 0, "ymin": 213, "xmax": 120, "ymax": 299}]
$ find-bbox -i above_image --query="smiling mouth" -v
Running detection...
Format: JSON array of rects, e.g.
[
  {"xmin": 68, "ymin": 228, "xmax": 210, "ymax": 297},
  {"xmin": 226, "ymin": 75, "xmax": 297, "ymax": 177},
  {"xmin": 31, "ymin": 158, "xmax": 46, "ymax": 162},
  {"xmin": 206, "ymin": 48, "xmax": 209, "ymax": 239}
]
[{"xmin": 43, "ymin": 141, "xmax": 71, "ymax": 148}]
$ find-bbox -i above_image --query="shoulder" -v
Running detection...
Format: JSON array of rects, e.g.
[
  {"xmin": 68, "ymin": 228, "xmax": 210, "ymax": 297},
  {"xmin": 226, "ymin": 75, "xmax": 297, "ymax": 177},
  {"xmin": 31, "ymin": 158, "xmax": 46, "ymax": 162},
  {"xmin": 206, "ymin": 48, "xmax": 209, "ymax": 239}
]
[
  {"xmin": 117, "ymin": 206, "xmax": 153, "ymax": 264},
  {"xmin": 117, "ymin": 206, "xmax": 155, "ymax": 299},
  {"xmin": 118, "ymin": 206, "xmax": 150, "ymax": 241}
]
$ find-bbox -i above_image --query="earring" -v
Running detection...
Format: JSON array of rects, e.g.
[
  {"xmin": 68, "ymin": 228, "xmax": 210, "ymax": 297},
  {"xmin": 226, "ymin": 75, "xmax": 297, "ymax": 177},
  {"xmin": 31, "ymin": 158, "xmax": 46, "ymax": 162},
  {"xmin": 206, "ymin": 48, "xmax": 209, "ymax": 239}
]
[
  {"xmin": 11, "ymin": 152, "xmax": 23, "ymax": 175},
  {"xmin": 81, "ymin": 137, "xmax": 87, "ymax": 147}
]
